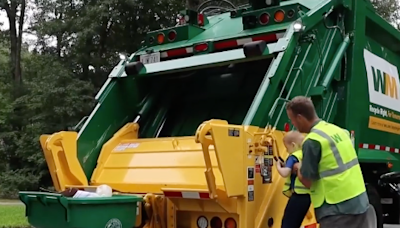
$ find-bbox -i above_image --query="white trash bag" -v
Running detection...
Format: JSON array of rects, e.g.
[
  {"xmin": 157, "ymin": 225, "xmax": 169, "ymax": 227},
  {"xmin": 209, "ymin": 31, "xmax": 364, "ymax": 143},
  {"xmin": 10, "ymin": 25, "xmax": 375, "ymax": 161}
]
[
  {"xmin": 72, "ymin": 190, "xmax": 100, "ymax": 198},
  {"xmin": 96, "ymin": 184, "xmax": 113, "ymax": 197}
]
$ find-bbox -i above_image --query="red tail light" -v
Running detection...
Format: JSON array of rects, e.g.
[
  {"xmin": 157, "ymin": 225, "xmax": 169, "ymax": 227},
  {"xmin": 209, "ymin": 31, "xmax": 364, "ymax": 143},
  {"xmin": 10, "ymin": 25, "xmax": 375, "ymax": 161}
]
[
  {"xmin": 168, "ymin": 30, "xmax": 177, "ymax": 41},
  {"xmin": 198, "ymin": 13, "xmax": 204, "ymax": 26},
  {"xmin": 210, "ymin": 217, "xmax": 222, "ymax": 228},
  {"xmin": 284, "ymin": 122, "xmax": 290, "ymax": 132},
  {"xmin": 194, "ymin": 43, "xmax": 208, "ymax": 52},
  {"xmin": 224, "ymin": 218, "xmax": 237, "ymax": 228},
  {"xmin": 259, "ymin": 13, "xmax": 270, "ymax": 25}
]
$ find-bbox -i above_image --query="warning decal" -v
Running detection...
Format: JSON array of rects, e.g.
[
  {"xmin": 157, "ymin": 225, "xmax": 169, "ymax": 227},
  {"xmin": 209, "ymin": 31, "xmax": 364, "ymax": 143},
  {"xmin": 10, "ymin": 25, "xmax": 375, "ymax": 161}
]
[
  {"xmin": 228, "ymin": 128, "xmax": 240, "ymax": 137},
  {"xmin": 247, "ymin": 166, "xmax": 255, "ymax": 180}
]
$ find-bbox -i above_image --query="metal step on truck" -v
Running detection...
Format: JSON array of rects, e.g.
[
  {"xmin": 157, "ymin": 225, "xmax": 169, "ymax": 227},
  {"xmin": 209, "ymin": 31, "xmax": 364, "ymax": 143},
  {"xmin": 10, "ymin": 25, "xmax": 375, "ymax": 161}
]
[{"xmin": 18, "ymin": 0, "xmax": 400, "ymax": 227}]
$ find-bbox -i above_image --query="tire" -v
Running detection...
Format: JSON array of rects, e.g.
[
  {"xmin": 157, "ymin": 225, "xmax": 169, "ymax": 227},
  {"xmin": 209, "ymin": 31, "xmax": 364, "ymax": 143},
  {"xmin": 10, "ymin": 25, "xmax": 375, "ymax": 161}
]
[{"xmin": 367, "ymin": 184, "xmax": 384, "ymax": 228}]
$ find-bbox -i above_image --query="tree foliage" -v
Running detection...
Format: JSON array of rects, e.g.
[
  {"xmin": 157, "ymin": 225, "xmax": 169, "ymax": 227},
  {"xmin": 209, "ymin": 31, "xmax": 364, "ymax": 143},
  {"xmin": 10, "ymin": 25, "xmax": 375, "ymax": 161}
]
[{"xmin": 370, "ymin": 0, "xmax": 400, "ymax": 26}]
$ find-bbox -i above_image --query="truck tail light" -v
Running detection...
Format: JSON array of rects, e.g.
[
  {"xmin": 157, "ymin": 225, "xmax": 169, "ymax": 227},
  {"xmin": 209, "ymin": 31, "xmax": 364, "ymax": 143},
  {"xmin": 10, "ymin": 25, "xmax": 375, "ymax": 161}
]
[
  {"xmin": 198, "ymin": 13, "xmax": 204, "ymax": 26},
  {"xmin": 194, "ymin": 43, "xmax": 208, "ymax": 52},
  {"xmin": 157, "ymin": 33, "xmax": 165, "ymax": 44},
  {"xmin": 168, "ymin": 30, "xmax": 177, "ymax": 41},
  {"xmin": 259, "ymin": 13, "xmax": 270, "ymax": 25},
  {"xmin": 210, "ymin": 217, "xmax": 222, "ymax": 228},
  {"xmin": 274, "ymin": 9, "xmax": 285, "ymax": 22},
  {"xmin": 284, "ymin": 122, "xmax": 290, "ymax": 132},
  {"xmin": 224, "ymin": 218, "xmax": 237, "ymax": 228},
  {"xmin": 197, "ymin": 216, "xmax": 208, "ymax": 228},
  {"xmin": 148, "ymin": 36, "xmax": 154, "ymax": 44},
  {"xmin": 287, "ymin": 9, "xmax": 295, "ymax": 18}
]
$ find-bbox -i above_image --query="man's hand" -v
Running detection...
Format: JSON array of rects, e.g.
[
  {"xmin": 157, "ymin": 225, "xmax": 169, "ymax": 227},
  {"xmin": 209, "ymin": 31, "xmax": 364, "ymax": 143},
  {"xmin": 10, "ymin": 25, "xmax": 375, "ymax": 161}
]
[{"xmin": 292, "ymin": 162, "xmax": 301, "ymax": 173}]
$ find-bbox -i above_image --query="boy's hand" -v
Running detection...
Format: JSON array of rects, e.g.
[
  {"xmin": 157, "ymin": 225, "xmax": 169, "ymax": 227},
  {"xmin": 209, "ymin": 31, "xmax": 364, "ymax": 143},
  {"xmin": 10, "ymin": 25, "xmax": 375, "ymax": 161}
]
[{"xmin": 276, "ymin": 160, "xmax": 282, "ymax": 168}]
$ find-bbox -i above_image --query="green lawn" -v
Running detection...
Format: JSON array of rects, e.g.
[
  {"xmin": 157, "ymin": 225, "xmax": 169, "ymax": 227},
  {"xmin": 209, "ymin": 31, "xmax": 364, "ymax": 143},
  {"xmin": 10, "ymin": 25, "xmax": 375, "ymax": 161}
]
[{"xmin": 0, "ymin": 203, "xmax": 30, "ymax": 228}]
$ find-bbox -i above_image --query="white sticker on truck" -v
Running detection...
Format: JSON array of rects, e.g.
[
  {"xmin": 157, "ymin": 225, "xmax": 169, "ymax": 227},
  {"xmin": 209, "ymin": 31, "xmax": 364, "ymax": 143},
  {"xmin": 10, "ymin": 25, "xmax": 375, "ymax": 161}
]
[
  {"xmin": 113, "ymin": 142, "xmax": 140, "ymax": 152},
  {"xmin": 364, "ymin": 49, "xmax": 400, "ymax": 112}
]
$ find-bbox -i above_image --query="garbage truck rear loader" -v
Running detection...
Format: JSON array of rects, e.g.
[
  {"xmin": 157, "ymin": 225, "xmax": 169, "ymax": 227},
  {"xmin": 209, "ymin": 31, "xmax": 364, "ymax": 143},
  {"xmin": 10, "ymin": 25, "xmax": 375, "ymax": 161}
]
[{"xmin": 18, "ymin": 0, "xmax": 400, "ymax": 227}]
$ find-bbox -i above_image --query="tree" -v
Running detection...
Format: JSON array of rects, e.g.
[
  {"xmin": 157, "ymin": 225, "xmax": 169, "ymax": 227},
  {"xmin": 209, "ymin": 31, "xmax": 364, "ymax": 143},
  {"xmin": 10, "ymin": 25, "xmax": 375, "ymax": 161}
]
[
  {"xmin": 0, "ymin": 0, "xmax": 26, "ymax": 84},
  {"xmin": 370, "ymin": 0, "xmax": 400, "ymax": 28}
]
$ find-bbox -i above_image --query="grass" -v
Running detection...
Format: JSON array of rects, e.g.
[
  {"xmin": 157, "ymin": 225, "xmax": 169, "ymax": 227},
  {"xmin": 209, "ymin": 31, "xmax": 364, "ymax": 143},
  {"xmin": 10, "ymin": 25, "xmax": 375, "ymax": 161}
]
[{"xmin": 0, "ymin": 202, "xmax": 30, "ymax": 228}]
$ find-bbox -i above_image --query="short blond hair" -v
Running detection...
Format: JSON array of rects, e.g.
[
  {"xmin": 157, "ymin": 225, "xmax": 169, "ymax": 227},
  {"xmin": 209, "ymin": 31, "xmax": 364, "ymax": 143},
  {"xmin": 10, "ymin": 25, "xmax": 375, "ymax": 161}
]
[{"xmin": 283, "ymin": 131, "xmax": 304, "ymax": 146}]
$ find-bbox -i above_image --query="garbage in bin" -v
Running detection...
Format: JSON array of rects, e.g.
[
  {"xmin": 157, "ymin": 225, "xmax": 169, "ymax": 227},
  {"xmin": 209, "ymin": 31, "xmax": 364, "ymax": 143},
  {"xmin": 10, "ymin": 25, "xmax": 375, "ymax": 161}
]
[
  {"xmin": 96, "ymin": 184, "xmax": 112, "ymax": 197},
  {"xmin": 59, "ymin": 184, "xmax": 113, "ymax": 198}
]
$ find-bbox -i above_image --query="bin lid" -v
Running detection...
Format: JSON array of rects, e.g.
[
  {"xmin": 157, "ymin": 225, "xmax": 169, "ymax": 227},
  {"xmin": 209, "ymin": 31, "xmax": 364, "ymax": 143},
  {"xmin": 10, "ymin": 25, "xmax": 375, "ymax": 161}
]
[{"xmin": 19, "ymin": 191, "xmax": 143, "ymax": 205}]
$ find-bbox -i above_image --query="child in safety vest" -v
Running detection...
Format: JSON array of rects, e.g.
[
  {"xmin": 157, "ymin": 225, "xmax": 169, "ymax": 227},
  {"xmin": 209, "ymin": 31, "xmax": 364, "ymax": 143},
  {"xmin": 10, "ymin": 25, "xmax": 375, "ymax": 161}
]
[{"xmin": 276, "ymin": 131, "xmax": 311, "ymax": 228}]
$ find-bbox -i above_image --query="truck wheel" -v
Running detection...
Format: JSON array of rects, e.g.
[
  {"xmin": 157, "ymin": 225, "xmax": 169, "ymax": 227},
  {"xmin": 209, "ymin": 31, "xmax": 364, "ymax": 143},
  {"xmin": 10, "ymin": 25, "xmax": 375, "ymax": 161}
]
[
  {"xmin": 366, "ymin": 203, "xmax": 378, "ymax": 228},
  {"xmin": 367, "ymin": 185, "xmax": 384, "ymax": 228}
]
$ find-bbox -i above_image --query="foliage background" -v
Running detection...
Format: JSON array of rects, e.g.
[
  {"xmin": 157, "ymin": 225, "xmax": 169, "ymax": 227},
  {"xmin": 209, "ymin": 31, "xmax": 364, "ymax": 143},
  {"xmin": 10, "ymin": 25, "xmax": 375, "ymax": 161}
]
[{"xmin": 0, "ymin": 0, "xmax": 398, "ymax": 198}]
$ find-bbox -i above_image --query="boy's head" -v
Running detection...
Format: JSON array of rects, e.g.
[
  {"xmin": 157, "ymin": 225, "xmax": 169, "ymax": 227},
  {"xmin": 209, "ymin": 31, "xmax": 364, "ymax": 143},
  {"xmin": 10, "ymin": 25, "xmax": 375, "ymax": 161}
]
[{"xmin": 283, "ymin": 131, "xmax": 304, "ymax": 153}]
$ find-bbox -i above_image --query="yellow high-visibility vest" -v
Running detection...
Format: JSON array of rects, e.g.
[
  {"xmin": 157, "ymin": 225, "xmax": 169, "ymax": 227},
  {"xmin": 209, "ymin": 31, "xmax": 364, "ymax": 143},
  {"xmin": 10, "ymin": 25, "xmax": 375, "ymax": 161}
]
[
  {"xmin": 304, "ymin": 121, "xmax": 366, "ymax": 208},
  {"xmin": 282, "ymin": 150, "xmax": 310, "ymax": 198}
]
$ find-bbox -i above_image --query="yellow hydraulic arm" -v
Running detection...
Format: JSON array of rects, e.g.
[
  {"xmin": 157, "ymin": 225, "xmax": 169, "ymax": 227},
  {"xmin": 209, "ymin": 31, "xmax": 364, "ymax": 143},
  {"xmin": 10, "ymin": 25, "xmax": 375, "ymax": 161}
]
[
  {"xmin": 194, "ymin": 119, "xmax": 316, "ymax": 228},
  {"xmin": 40, "ymin": 131, "xmax": 88, "ymax": 191}
]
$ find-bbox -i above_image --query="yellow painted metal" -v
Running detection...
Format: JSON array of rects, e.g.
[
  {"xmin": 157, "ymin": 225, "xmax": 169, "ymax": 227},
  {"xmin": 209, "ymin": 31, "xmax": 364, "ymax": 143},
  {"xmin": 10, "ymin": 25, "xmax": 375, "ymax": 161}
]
[
  {"xmin": 40, "ymin": 131, "xmax": 88, "ymax": 191},
  {"xmin": 39, "ymin": 120, "xmax": 318, "ymax": 228},
  {"xmin": 136, "ymin": 199, "xmax": 143, "ymax": 227},
  {"xmin": 90, "ymin": 122, "xmax": 226, "ymax": 194},
  {"xmin": 143, "ymin": 193, "xmax": 167, "ymax": 228},
  {"xmin": 167, "ymin": 198, "xmax": 176, "ymax": 228}
]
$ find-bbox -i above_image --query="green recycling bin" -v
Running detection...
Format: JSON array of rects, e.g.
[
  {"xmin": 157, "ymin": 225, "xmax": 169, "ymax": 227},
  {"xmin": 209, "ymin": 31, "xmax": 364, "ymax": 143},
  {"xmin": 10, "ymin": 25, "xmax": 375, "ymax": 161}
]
[{"xmin": 19, "ymin": 191, "xmax": 142, "ymax": 228}]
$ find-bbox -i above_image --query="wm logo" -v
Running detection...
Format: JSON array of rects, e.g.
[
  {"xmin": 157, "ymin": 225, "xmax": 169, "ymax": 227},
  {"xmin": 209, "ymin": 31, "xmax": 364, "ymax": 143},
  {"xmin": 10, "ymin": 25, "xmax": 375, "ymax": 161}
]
[
  {"xmin": 331, "ymin": 133, "xmax": 342, "ymax": 143},
  {"xmin": 372, "ymin": 66, "xmax": 399, "ymax": 99}
]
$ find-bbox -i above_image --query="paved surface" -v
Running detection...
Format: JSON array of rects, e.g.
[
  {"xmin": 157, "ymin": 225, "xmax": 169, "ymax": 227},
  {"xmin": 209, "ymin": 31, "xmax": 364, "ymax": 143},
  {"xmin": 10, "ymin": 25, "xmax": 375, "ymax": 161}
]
[
  {"xmin": 0, "ymin": 202, "xmax": 23, "ymax": 205},
  {"xmin": 385, "ymin": 225, "xmax": 400, "ymax": 228},
  {"xmin": 0, "ymin": 200, "xmax": 23, "ymax": 205}
]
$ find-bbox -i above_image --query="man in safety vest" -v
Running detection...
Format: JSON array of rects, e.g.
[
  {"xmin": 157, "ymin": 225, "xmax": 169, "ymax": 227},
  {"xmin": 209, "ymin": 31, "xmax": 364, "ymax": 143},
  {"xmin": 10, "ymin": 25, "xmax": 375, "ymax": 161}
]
[
  {"xmin": 277, "ymin": 131, "xmax": 311, "ymax": 228},
  {"xmin": 285, "ymin": 96, "xmax": 369, "ymax": 228}
]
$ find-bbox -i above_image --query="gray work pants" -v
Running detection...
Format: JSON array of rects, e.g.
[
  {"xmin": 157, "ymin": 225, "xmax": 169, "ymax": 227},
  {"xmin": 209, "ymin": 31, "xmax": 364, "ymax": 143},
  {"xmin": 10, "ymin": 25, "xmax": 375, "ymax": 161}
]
[{"xmin": 319, "ymin": 210, "xmax": 370, "ymax": 228}]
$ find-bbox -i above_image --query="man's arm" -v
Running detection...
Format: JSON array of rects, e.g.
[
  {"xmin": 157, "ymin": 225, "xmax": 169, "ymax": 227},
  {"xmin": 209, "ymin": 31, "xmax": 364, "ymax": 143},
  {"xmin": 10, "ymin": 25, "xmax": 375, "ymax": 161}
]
[{"xmin": 296, "ymin": 139, "xmax": 321, "ymax": 188}]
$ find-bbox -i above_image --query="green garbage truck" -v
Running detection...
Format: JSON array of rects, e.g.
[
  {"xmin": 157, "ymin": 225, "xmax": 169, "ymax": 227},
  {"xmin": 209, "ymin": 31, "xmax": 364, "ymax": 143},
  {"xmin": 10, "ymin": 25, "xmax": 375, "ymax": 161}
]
[{"xmin": 18, "ymin": 0, "xmax": 400, "ymax": 227}]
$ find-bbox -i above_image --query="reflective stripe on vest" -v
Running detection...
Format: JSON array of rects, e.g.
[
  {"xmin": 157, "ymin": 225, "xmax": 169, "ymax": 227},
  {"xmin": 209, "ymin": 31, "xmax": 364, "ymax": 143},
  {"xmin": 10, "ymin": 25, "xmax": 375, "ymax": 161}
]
[
  {"xmin": 305, "ymin": 121, "xmax": 366, "ymax": 208},
  {"xmin": 311, "ymin": 128, "xmax": 359, "ymax": 178},
  {"xmin": 283, "ymin": 182, "xmax": 309, "ymax": 197},
  {"xmin": 282, "ymin": 150, "xmax": 310, "ymax": 197}
]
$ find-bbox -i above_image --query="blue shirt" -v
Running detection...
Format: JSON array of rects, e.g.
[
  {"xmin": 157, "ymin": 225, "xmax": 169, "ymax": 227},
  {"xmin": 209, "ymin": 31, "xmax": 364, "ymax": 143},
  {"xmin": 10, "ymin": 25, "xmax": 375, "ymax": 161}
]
[{"xmin": 285, "ymin": 155, "xmax": 299, "ymax": 190}]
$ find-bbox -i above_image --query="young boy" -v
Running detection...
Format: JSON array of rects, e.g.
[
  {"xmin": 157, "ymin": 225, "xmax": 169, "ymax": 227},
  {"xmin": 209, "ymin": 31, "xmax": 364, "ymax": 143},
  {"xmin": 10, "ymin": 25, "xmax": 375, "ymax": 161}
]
[{"xmin": 276, "ymin": 131, "xmax": 311, "ymax": 228}]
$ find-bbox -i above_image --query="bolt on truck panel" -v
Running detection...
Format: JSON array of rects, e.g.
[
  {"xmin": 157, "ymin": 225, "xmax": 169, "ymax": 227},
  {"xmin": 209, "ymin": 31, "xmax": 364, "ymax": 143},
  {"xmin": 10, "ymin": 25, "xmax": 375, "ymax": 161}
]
[{"xmin": 17, "ymin": 0, "xmax": 400, "ymax": 228}]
